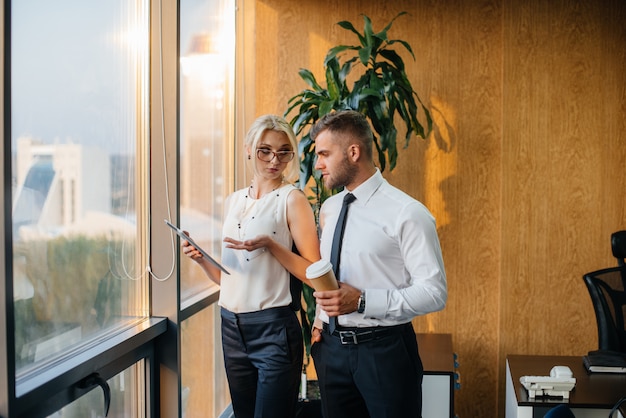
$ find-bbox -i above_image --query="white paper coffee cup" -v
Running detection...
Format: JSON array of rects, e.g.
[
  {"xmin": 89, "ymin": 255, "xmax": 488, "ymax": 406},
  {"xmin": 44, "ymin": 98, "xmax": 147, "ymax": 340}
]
[{"xmin": 305, "ymin": 260, "xmax": 339, "ymax": 291}]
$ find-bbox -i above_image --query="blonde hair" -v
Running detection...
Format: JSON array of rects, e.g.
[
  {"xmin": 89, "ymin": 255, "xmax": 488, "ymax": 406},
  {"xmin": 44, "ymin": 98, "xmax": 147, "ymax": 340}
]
[{"xmin": 245, "ymin": 115, "xmax": 299, "ymax": 182}]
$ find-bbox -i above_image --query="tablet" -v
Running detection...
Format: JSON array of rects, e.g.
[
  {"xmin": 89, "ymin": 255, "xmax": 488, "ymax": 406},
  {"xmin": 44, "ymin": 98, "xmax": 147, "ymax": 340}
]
[{"xmin": 164, "ymin": 219, "xmax": 230, "ymax": 275}]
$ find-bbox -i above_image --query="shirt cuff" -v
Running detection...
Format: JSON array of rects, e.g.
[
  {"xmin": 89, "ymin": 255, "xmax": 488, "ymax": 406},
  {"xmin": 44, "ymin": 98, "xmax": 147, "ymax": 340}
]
[{"xmin": 364, "ymin": 288, "xmax": 387, "ymax": 318}]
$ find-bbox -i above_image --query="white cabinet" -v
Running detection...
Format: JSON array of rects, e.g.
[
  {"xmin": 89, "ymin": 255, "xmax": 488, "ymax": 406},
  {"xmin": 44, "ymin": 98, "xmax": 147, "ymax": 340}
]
[{"xmin": 417, "ymin": 333, "xmax": 456, "ymax": 418}]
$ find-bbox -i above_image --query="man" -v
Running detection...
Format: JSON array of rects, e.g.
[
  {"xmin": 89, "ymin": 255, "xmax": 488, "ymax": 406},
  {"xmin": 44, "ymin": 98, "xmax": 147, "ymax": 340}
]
[{"xmin": 310, "ymin": 110, "xmax": 447, "ymax": 418}]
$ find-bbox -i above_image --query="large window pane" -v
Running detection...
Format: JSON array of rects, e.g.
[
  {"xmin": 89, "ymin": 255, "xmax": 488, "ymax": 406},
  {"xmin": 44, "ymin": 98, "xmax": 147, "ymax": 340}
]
[
  {"xmin": 11, "ymin": 0, "xmax": 149, "ymax": 372},
  {"xmin": 179, "ymin": 0, "xmax": 235, "ymax": 415},
  {"xmin": 179, "ymin": 0, "xmax": 235, "ymax": 298}
]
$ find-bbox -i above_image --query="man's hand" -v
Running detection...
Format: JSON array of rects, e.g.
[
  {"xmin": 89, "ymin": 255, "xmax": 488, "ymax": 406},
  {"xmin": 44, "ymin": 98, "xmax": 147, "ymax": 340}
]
[{"xmin": 314, "ymin": 282, "xmax": 361, "ymax": 316}]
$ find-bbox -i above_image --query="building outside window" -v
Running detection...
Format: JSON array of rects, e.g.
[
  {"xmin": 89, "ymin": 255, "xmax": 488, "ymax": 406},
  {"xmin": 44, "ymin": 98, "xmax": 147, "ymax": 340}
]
[{"xmin": 2, "ymin": 0, "xmax": 236, "ymax": 415}]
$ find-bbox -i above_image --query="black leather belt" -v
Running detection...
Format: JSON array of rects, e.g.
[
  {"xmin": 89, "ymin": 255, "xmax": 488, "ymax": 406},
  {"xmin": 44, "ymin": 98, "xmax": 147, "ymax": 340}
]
[{"xmin": 323, "ymin": 322, "xmax": 410, "ymax": 345}]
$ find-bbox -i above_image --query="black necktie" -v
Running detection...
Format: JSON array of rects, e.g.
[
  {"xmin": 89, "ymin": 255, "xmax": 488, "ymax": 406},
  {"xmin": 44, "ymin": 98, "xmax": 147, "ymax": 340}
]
[{"xmin": 329, "ymin": 192, "xmax": 356, "ymax": 333}]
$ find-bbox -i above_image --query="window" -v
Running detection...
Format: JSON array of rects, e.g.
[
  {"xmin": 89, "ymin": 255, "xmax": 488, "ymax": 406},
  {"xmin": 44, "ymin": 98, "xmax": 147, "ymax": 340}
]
[
  {"xmin": 179, "ymin": 0, "xmax": 235, "ymax": 415},
  {"xmin": 11, "ymin": 0, "xmax": 149, "ymax": 372},
  {"xmin": 179, "ymin": 0, "xmax": 235, "ymax": 298},
  {"xmin": 3, "ymin": 1, "xmax": 157, "ymax": 416},
  {"xmin": 1, "ymin": 0, "xmax": 237, "ymax": 415}
]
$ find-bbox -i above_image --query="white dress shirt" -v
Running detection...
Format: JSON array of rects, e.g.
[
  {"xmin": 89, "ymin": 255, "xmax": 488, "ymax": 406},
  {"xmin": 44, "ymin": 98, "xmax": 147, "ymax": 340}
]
[
  {"xmin": 318, "ymin": 169, "xmax": 447, "ymax": 327},
  {"xmin": 219, "ymin": 184, "xmax": 296, "ymax": 313}
]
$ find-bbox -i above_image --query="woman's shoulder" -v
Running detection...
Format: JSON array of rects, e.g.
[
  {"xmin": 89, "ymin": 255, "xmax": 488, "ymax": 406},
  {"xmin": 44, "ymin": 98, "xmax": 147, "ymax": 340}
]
[
  {"xmin": 281, "ymin": 183, "xmax": 298, "ymax": 192},
  {"xmin": 283, "ymin": 184, "xmax": 314, "ymax": 212},
  {"xmin": 283, "ymin": 184, "xmax": 306, "ymax": 200}
]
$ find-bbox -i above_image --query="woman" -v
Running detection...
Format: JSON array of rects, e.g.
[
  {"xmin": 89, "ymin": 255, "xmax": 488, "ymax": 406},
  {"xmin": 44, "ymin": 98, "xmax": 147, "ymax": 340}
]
[{"xmin": 182, "ymin": 114, "xmax": 320, "ymax": 418}]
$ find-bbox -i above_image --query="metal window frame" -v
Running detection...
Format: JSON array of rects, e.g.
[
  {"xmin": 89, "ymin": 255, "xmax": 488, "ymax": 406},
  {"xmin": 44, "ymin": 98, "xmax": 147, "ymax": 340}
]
[
  {"xmin": 0, "ymin": 0, "xmax": 171, "ymax": 417},
  {"xmin": 1, "ymin": 0, "xmax": 13, "ymax": 415},
  {"xmin": 0, "ymin": 0, "xmax": 238, "ymax": 415},
  {"xmin": 15, "ymin": 318, "xmax": 166, "ymax": 418}
]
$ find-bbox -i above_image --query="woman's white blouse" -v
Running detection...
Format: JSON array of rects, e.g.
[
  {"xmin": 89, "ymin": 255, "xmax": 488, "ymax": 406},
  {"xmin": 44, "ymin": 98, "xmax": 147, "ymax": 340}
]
[{"xmin": 219, "ymin": 184, "xmax": 296, "ymax": 313}]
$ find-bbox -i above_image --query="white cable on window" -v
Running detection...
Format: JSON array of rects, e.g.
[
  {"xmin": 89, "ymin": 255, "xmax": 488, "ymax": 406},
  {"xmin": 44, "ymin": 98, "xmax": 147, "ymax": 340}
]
[
  {"xmin": 148, "ymin": 0, "xmax": 177, "ymax": 282},
  {"xmin": 113, "ymin": 0, "xmax": 176, "ymax": 282}
]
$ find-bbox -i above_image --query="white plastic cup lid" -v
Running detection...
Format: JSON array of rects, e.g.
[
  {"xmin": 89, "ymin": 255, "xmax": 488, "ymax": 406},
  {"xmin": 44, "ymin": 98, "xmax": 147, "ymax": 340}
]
[{"xmin": 305, "ymin": 260, "xmax": 333, "ymax": 279}]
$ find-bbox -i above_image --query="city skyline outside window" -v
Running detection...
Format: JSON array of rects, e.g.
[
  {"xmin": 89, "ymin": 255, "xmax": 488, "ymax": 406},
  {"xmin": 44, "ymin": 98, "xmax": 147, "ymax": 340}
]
[{"xmin": 11, "ymin": 1, "xmax": 149, "ymax": 397}]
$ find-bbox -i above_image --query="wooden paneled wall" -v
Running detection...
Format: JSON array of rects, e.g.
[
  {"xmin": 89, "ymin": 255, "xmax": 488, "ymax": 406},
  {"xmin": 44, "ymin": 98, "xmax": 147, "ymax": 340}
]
[{"xmin": 251, "ymin": 0, "xmax": 626, "ymax": 416}]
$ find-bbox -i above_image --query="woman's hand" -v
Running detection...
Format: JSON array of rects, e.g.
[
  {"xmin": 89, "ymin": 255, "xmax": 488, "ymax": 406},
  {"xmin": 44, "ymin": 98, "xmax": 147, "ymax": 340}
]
[
  {"xmin": 181, "ymin": 231, "xmax": 203, "ymax": 260},
  {"xmin": 311, "ymin": 327, "xmax": 323, "ymax": 344},
  {"xmin": 182, "ymin": 231, "xmax": 222, "ymax": 285},
  {"xmin": 223, "ymin": 235, "xmax": 272, "ymax": 252}
]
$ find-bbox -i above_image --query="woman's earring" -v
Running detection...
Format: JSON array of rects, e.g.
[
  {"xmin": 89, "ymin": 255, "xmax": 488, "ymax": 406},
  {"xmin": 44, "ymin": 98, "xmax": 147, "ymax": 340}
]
[{"xmin": 247, "ymin": 155, "xmax": 251, "ymax": 160}]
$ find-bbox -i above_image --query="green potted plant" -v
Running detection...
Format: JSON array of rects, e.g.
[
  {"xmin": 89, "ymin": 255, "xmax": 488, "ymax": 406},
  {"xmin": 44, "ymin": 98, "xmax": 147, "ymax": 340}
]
[{"xmin": 284, "ymin": 11, "xmax": 432, "ymax": 404}]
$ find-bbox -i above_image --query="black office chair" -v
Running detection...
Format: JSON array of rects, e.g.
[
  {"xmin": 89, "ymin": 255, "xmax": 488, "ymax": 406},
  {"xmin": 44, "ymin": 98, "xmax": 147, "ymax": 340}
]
[
  {"xmin": 583, "ymin": 265, "xmax": 626, "ymax": 353},
  {"xmin": 612, "ymin": 230, "xmax": 626, "ymax": 266},
  {"xmin": 609, "ymin": 398, "xmax": 626, "ymax": 418},
  {"xmin": 543, "ymin": 404, "xmax": 575, "ymax": 418},
  {"xmin": 545, "ymin": 399, "xmax": 626, "ymax": 418}
]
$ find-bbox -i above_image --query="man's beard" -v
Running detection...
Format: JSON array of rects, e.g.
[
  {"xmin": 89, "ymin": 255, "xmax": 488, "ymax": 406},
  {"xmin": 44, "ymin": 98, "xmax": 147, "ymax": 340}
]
[{"xmin": 324, "ymin": 155, "xmax": 355, "ymax": 190}]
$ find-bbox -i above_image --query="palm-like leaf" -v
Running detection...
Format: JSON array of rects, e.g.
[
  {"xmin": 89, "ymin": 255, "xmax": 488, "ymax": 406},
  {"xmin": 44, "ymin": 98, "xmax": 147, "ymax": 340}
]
[{"xmin": 286, "ymin": 11, "xmax": 431, "ymax": 189}]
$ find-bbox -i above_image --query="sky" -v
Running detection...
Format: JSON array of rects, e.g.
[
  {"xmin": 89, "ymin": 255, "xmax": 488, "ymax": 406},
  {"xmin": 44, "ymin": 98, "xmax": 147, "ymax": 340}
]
[
  {"xmin": 11, "ymin": 1, "xmax": 128, "ymax": 154},
  {"xmin": 11, "ymin": 0, "xmax": 222, "ymax": 155}
]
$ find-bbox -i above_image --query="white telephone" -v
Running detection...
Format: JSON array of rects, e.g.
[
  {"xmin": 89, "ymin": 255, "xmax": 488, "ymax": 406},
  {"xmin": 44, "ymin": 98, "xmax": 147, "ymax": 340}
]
[{"xmin": 520, "ymin": 366, "xmax": 576, "ymax": 399}]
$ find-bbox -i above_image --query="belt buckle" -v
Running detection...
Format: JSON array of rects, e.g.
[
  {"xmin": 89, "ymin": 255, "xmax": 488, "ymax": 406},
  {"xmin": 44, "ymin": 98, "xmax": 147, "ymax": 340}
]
[{"xmin": 338, "ymin": 330, "xmax": 358, "ymax": 345}]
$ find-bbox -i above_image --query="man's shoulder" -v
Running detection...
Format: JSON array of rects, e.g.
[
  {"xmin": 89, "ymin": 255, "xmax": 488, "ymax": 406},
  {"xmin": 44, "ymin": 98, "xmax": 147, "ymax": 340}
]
[
  {"xmin": 377, "ymin": 181, "xmax": 417, "ymax": 204},
  {"xmin": 376, "ymin": 183, "xmax": 434, "ymax": 217},
  {"xmin": 323, "ymin": 190, "xmax": 346, "ymax": 204}
]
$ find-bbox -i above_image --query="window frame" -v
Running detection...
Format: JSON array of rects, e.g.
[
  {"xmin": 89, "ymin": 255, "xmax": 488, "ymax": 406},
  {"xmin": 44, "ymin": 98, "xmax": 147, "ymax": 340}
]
[
  {"xmin": 1, "ymin": 0, "xmax": 12, "ymax": 409},
  {"xmin": 0, "ymin": 0, "xmax": 236, "ymax": 416},
  {"xmin": 15, "ymin": 318, "xmax": 166, "ymax": 417},
  {"xmin": 0, "ymin": 0, "xmax": 168, "ymax": 416}
]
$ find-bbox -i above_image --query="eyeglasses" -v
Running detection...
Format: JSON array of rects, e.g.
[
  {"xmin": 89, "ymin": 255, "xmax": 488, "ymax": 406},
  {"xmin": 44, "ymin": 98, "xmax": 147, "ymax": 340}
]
[{"xmin": 256, "ymin": 149, "xmax": 295, "ymax": 163}]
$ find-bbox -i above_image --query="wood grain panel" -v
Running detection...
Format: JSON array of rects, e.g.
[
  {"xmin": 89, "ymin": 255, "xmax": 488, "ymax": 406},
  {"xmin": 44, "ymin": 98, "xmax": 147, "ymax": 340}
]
[
  {"xmin": 500, "ymin": 0, "xmax": 626, "ymax": 414},
  {"xmin": 253, "ymin": 0, "xmax": 626, "ymax": 416}
]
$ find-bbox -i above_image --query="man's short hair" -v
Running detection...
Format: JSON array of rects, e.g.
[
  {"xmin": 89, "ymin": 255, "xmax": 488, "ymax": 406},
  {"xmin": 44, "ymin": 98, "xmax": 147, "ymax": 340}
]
[{"xmin": 310, "ymin": 110, "xmax": 373, "ymax": 159}]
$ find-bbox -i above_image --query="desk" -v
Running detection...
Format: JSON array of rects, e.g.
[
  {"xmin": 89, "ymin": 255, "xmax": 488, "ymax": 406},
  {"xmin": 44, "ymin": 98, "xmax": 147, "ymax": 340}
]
[
  {"xmin": 506, "ymin": 355, "xmax": 626, "ymax": 418},
  {"xmin": 418, "ymin": 333, "xmax": 456, "ymax": 418}
]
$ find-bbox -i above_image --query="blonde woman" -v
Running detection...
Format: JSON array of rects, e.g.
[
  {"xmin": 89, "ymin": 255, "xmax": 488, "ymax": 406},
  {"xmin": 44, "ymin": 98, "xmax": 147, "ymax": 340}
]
[{"xmin": 183, "ymin": 115, "xmax": 320, "ymax": 418}]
